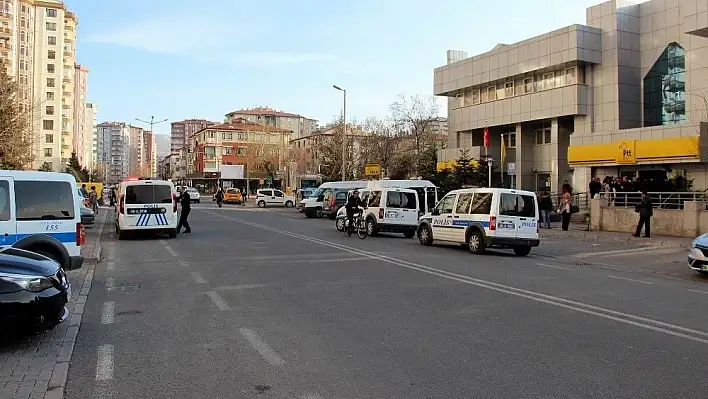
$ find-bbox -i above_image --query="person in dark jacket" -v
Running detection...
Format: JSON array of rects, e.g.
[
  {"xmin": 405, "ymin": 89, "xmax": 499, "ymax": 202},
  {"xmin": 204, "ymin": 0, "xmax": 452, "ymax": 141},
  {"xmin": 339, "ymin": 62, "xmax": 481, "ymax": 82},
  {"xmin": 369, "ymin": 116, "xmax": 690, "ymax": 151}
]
[
  {"xmin": 537, "ymin": 189, "xmax": 553, "ymax": 229},
  {"xmin": 215, "ymin": 187, "xmax": 224, "ymax": 208},
  {"xmin": 633, "ymin": 190, "xmax": 652, "ymax": 238},
  {"xmin": 345, "ymin": 190, "xmax": 364, "ymax": 231},
  {"xmin": 177, "ymin": 189, "xmax": 192, "ymax": 234}
]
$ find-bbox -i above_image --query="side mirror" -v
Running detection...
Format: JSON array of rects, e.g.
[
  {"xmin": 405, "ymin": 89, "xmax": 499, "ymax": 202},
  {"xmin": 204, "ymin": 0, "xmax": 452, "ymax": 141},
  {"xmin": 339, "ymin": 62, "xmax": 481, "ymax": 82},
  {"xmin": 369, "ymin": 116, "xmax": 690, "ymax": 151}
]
[{"xmin": 431, "ymin": 209, "xmax": 440, "ymax": 216}]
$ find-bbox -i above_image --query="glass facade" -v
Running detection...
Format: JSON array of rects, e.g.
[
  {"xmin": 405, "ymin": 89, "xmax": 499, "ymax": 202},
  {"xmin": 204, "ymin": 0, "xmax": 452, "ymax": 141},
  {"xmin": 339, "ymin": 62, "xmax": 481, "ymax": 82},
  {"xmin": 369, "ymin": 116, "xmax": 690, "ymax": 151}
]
[{"xmin": 643, "ymin": 42, "xmax": 686, "ymax": 127}]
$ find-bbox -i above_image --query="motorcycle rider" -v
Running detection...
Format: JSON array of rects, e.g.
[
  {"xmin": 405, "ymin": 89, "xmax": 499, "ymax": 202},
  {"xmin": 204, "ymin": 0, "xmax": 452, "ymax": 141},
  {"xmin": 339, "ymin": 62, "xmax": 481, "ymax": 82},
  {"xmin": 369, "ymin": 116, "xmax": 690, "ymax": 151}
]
[{"xmin": 345, "ymin": 190, "xmax": 364, "ymax": 232}]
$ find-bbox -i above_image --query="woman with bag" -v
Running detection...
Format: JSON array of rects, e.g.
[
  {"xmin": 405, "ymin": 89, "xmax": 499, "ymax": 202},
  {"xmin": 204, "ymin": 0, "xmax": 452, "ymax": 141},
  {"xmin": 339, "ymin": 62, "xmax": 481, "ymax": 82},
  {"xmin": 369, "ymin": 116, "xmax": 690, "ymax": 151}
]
[{"xmin": 557, "ymin": 186, "xmax": 573, "ymax": 231}]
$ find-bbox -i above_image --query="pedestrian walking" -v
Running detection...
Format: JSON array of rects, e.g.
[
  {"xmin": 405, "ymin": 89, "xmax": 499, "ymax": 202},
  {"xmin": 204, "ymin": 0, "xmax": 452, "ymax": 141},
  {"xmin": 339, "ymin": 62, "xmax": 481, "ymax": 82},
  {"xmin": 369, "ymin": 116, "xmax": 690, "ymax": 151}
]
[
  {"xmin": 176, "ymin": 189, "xmax": 192, "ymax": 234},
  {"xmin": 557, "ymin": 185, "xmax": 573, "ymax": 231},
  {"xmin": 215, "ymin": 187, "xmax": 224, "ymax": 208},
  {"xmin": 538, "ymin": 189, "xmax": 553, "ymax": 229},
  {"xmin": 633, "ymin": 190, "xmax": 653, "ymax": 238},
  {"xmin": 89, "ymin": 186, "xmax": 98, "ymax": 213}
]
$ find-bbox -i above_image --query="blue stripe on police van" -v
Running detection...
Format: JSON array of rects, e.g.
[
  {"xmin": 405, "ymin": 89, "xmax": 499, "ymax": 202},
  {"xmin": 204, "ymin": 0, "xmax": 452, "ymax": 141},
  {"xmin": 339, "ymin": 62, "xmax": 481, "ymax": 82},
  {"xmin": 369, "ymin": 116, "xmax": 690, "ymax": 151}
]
[
  {"xmin": 449, "ymin": 219, "xmax": 491, "ymax": 228},
  {"xmin": 158, "ymin": 214, "xmax": 167, "ymax": 225},
  {"xmin": 136, "ymin": 213, "xmax": 144, "ymax": 226},
  {"xmin": 0, "ymin": 232, "xmax": 77, "ymax": 245}
]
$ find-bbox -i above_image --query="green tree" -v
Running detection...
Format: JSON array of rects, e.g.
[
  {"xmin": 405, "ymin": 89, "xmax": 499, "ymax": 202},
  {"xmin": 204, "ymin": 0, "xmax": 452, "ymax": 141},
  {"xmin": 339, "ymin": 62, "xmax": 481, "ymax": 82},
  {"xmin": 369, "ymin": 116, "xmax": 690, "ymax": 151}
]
[
  {"xmin": 65, "ymin": 151, "xmax": 89, "ymax": 181},
  {"xmin": 0, "ymin": 60, "xmax": 34, "ymax": 169},
  {"xmin": 38, "ymin": 162, "xmax": 53, "ymax": 172}
]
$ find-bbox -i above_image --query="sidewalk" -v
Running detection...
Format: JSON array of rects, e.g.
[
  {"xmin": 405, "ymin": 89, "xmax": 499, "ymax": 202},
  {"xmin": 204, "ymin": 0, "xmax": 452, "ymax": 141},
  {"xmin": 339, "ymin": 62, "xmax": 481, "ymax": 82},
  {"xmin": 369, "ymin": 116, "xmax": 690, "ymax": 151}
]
[
  {"xmin": 0, "ymin": 209, "xmax": 107, "ymax": 399},
  {"xmin": 540, "ymin": 221, "xmax": 694, "ymax": 248}
]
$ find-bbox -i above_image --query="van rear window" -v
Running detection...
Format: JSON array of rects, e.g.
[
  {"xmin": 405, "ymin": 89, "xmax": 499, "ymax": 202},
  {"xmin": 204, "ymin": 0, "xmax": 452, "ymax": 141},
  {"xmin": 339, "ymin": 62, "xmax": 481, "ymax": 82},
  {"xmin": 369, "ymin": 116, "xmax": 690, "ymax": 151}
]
[
  {"xmin": 499, "ymin": 193, "xmax": 536, "ymax": 217},
  {"xmin": 15, "ymin": 181, "xmax": 75, "ymax": 220},
  {"xmin": 125, "ymin": 185, "xmax": 172, "ymax": 204},
  {"xmin": 385, "ymin": 191, "xmax": 417, "ymax": 209}
]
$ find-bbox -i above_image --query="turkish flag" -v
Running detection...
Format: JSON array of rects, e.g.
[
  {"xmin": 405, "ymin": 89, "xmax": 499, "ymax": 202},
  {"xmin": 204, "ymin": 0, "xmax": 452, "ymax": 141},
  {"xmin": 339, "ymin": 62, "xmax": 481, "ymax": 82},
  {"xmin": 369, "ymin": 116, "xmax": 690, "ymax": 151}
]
[{"xmin": 483, "ymin": 127, "xmax": 490, "ymax": 148}]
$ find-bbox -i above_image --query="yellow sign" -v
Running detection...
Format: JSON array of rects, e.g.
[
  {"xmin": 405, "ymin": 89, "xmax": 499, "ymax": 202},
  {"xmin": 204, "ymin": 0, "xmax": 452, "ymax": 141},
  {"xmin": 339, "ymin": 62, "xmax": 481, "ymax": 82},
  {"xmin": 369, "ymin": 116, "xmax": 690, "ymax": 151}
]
[
  {"xmin": 616, "ymin": 140, "xmax": 636, "ymax": 164},
  {"xmin": 259, "ymin": 178, "xmax": 265, "ymax": 185},
  {"xmin": 436, "ymin": 159, "xmax": 481, "ymax": 172},
  {"xmin": 365, "ymin": 164, "xmax": 381, "ymax": 177}
]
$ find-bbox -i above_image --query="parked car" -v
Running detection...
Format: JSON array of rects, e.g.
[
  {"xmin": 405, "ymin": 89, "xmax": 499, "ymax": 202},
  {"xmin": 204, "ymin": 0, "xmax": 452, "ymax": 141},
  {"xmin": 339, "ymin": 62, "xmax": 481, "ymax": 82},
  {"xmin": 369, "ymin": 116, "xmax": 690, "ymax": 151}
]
[
  {"xmin": 184, "ymin": 187, "xmax": 200, "ymax": 203},
  {"xmin": 256, "ymin": 189, "xmax": 296, "ymax": 208},
  {"xmin": 688, "ymin": 233, "xmax": 708, "ymax": 275},
  {"xmin": 223, "ymin": 188, "xmax": 243, "ymax": 204},
  {"xmin": 0, "ymin": 248, "xmax": 71, "ymax": 330}
]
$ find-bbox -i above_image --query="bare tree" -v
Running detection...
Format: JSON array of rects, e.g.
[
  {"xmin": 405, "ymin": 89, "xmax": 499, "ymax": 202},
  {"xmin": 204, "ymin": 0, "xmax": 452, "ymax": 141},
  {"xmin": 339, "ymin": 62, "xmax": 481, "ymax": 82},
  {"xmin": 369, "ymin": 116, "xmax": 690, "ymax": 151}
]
[
  {"xmin": 0, "ymin": 61, "xmax": 35, "ymax": 169},
  {"xmin": 389, "ymin": 94, "xmax": 440, "ymax": 176}
]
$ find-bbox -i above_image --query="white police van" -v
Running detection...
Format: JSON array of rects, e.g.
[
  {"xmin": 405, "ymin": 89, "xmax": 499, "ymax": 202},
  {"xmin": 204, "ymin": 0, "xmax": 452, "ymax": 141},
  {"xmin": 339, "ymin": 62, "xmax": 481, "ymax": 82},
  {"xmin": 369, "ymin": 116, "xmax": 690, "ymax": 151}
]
[
  {"xmin": 335, "ymin": 186, "xmax": 420, "ymax": 238},
  {"xmin": 0, "ymin": 171, "xmax": 84, "ymax": 270},
  {"xmin": 417, "ymin": 188, "xmax": 540, "ymax": 256},
  {"xmin": 115, "ymin": 179, "xmax": 178, "ymax": 240}
]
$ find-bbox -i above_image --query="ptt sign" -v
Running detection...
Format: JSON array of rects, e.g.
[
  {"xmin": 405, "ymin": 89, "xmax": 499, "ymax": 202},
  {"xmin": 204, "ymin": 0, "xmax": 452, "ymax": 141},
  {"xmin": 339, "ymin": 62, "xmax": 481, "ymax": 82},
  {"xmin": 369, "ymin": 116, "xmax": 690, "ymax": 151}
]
[{"xmin": 616, "ymin": 141, "xmax": 637, "ymax": 164}]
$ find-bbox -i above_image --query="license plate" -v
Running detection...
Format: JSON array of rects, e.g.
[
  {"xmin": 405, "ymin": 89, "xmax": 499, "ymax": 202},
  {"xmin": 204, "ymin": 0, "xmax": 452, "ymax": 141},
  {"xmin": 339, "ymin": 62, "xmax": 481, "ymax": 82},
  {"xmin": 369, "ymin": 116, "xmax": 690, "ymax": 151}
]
[
  {"xmin": 703, "ymin": 265, "xmax": 708, "ymax": 271},
  {"xmin": 127, "ymin": 208, "xmax": 165, "ymax": 214}
]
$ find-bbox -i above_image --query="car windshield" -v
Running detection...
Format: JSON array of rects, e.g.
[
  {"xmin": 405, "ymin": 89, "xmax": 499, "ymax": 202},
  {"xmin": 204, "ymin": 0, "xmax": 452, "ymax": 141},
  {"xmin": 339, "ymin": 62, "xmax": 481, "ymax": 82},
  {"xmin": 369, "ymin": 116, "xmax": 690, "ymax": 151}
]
[{"xmin": 309, "ymin": 188, "xmax": 324, "ymax": 198}]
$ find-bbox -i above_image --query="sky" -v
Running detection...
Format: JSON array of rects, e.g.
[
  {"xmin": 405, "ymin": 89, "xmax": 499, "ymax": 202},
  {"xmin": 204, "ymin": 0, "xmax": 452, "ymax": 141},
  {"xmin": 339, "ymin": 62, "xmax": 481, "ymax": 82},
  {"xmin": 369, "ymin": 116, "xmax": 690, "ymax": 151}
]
[{"xmin": 67, "ymin": 0, "xmax": 600, "ymax": 136}]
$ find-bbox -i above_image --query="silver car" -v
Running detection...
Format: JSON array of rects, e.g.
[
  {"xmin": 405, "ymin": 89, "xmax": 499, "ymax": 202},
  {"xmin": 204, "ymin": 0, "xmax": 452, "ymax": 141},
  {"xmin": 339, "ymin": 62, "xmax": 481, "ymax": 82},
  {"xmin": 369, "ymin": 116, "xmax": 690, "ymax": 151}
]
[{"xmin": 688, "ymin": 233, "xmax": 708, "ymax": 275}]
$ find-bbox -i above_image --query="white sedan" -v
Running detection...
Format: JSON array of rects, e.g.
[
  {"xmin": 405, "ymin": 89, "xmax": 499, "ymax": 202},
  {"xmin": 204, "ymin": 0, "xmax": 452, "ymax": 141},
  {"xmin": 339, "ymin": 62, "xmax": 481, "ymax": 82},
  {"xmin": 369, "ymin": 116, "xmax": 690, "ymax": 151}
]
[
  {"xmin": 688, "ymin": 233, "xmax": 708, "ymax": 275},
  {"xmin": 184, "ymin": 188, "xmax": 200, "ymax": 203}
]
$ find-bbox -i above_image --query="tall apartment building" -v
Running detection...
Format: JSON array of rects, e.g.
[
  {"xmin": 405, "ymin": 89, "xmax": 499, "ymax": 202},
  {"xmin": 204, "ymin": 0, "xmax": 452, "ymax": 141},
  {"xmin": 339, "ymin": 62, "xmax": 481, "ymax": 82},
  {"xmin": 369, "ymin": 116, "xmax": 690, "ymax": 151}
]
[
  {"xmin": 84, "ymin": 102, "xmax": 96, "ymax": 169},
  {"xmin": 127, "ymin": 125, "xmax": 143, "ymax": 176},
  {"xmin": 96, "ymin": 122, "xmax": 129, "ymax": 184},
  {"xmin": 170, "ymin": 119, "xmax": 216, "ymax": 155},
  {"xmin": 0, "ymin": 0, "xmax": 79, "ymax": 171},
  {"xmin": 72, "ymin": 63, "xmax": 87, "ymax": 165},
  {"xmin": 434, "ymin": 0, "xmax": 708, "ymax": 193},
  {"xmin": 224, "ymin": 107, "xmax": 318, "ymax": 139},
  {"xmin": 142, "ymin": 130, "xmax": 156, "ymax": 177}
]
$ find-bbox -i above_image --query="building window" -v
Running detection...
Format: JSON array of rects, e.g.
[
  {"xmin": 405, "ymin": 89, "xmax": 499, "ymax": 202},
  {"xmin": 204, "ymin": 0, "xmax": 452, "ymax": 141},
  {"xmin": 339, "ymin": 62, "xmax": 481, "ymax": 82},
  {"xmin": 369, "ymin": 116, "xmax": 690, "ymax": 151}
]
[
  {"xmin": 46, "ymin": 22, "xmax": 56, "ymax": 31},
  {"xmin": 45, "ymin": 134, "xmax": 54, "ymax": 143},
  {"xmin": 48, "ymin": 50, "xmax": 55, "ymax": 59},
  {"xmin": 644, "ymin": 42, "xmax": 686, "ymax": 127},
  {"xmin": 504, "ymin": 81, "xmax": 514, "ymax": 98},
  {"xmin": 48, "ymin": 36, "xmax": 56, "ymax": 45},
  {"xmin": 486, "ymin": 86, "xmax": 496, "ymax": 101},
  {"xmin": 221, "ymin": 132, "xmax": 233, "ymax": 140},
  {"xmin": 45, "ymin": 106, "xmax": 54, "ymax": 115},
  {"xmin": 505, "ymin": 133, "xmax": 516, "ymax": 148},
  {"xmin": 207, "ymin": 132, "xmax": 215, "ymax": 139},
  {"xmin": 43, "ymin": 120, "xmax": 54, "ymax": 130},
  {"xmin": 20, "ymin": 31, "xmax": 25, "ymax": 41},
  {"xmin": 542, "ymin": 73, "xmax": 555, "ymax": 90},
  {"xmin": 46, "ymin": 64, "xmax": 54, "ymax": 73},
  {"xmin": 222, "ymin": 147, "xmax": 232, "ymax": 155},
  {"xmin": 46, "ymin": 78, "xmax": 54, "ymax": 87},
  {"xmin": 535, "ymin": 128, "xmax": 551, "ymax": 144},
  {"xmin": 471, "ymin": 90, "xmax": 480, "ymax": 105},
  {"xmin": 456, "ymin": 93, "xmax": 464, "ymax": 108},
  {"xmin": 46, "ymin": 9, "xmax": 57, "ymax": 17},
  {"xmin": 565, "ymin": 67, "xmax": 576, "ymax": 85},
  {"xmin": 237, "ymin": 147, "xmax": 247, "ymax": 156},
  {"xmin": 44, "ymin": 148, "xmax": 52, "ymax": 157},
  {"xmin": 46, "ymin": 92, "xmax": 54, "ymax": 100}
]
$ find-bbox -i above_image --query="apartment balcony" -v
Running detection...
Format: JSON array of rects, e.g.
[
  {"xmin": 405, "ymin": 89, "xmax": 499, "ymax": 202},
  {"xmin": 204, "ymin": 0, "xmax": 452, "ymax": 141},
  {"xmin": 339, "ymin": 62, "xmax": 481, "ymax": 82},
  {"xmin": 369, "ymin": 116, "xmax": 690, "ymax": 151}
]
[
  {"xmin": 62, "ymin": 76, "xmax": 70, "ymax": 83},
  {"xmin": 63, "ymin": 51, "xmax": 72, "ymax": 57}
]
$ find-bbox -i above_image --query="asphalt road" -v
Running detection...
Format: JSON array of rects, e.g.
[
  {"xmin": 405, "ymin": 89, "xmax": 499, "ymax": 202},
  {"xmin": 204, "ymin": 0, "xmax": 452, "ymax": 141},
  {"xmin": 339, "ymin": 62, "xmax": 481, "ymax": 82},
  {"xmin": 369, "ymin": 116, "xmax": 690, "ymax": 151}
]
[{"xmin": 65, "ymin": 204, "xmax": 708, "ymax": 398}]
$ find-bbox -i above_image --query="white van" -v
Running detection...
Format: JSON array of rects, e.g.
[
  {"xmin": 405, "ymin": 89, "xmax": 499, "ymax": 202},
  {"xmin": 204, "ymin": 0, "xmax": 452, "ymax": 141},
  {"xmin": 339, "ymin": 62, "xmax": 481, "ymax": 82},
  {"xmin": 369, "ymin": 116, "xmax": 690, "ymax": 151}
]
[
  {"xmin": 417, "ymin": 188, "xmax": 540, "ymax": 256},
  {"xmin": 0, "ymin": 171, "xmax": 85, "ymax": 270},
  {"xmin": 115, "ymin": 179, "xmax": 178, "ymax": 240},
  {"xmin": 336, "ymin": 187, "xmax": 419, "ymax": 238},
  {"xmin": 300, "ymin": 180, "xmax": 369, "ymax": 218}
]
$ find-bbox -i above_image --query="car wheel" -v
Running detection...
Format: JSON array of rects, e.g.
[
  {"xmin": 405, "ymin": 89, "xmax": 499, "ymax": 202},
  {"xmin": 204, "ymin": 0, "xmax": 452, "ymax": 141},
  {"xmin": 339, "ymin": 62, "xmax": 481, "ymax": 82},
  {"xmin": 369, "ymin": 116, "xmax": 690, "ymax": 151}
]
[
  {"xmin": 315, "ymin": 207, "xmax": 323, "ymax": 218},
  {"xmin": 305, "ymin": 210, "xmax": 314, "ymax": 218},
  {"xmin": 366, "ymin": 218, "xmax": 377, "ymax": 236},
  {"xmin": 403, "ymin": 229, "xmax": 415, "ymax": 239},
  {"xmin": 285, "ymin": 200, "xmax": 293, "ymax": 208},
  {"xmin": 257, "ymin": 200, "xmax": 266, "ymax": 208},
  {"xmin": 336, "ymin": 218, "xmax": 345, "ymax": 231},
  {"xmin": 467, "ymin": 230, "xmax": 485, "ymax": 255},
  {"xmin": 196, "ymin": 200, "xmax": 200, "ymax": 204},
  {"xmin": 513, "ymin": 247, "xmax": 531, "ymax": 256},
  {"xmin": 418, "ymin": 225, "xmax": 433, "ymax": 246}
]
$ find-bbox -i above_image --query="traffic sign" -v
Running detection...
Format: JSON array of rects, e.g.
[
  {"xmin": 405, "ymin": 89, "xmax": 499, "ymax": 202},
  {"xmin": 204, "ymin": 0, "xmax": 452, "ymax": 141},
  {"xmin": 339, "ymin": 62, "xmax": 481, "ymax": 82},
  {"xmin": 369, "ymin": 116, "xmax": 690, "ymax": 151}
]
[
  {"xmin": 265, "ymin": 176, "xmax": 273, "ymax": 185},
  {"xmin": 507, "ymin": 162, "xmax": 516, "ymax": 176},
  {"xmin": 365, "ymin": 164, "xmax": 381, "ymax": 178}
]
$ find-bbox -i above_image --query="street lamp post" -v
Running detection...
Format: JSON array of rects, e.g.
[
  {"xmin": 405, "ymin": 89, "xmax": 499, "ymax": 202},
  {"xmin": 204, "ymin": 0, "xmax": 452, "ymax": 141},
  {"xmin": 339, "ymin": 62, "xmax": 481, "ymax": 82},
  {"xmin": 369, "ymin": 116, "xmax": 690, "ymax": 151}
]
[
  {"xmin": 333, "ymin": 85, "xmax": 346, "ymax": 181},
  {"xmin": 135, "ymin": 116, "xmax": 168, "ymax": 179}
]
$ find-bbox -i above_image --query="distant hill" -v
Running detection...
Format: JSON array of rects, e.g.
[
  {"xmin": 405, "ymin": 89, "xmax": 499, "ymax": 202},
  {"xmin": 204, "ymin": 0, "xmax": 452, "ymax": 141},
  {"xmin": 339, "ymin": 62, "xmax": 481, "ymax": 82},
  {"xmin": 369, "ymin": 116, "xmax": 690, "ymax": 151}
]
[{"xmin": 155, "ymin": 134, "xmax": 171, "ymax": 158}]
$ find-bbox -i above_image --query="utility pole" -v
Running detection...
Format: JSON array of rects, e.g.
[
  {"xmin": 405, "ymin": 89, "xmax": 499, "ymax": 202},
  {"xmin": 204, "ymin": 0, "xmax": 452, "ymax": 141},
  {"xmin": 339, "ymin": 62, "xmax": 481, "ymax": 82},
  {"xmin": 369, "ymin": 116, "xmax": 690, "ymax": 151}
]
[
  {"xmin": 333, "ymin": 85, "xmax": 346, "ymax": 181},
  {"xmin": 135, "ymin": 116, "xmax": 168, "ymax": 178}
]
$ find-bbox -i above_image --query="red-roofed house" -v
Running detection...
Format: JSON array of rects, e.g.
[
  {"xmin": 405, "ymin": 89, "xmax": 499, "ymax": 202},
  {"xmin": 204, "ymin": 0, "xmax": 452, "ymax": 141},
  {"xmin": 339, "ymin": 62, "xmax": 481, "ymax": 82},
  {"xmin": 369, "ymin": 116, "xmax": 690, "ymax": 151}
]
[{"xmin": 225, "ymin": 107, "xmax": 318, "ymax": 140}]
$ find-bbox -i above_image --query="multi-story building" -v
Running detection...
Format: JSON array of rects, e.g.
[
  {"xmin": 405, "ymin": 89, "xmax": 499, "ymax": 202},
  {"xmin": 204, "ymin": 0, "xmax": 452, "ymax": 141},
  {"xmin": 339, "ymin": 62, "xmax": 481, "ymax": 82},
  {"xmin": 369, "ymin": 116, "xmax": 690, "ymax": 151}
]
[
  {"xmin": 72, "ymin": 63, "xmax": 87, "ymax": 164},
  {"xmin": 187, "ymin": 118, "xmax": 292, "ymax": 185},
  {"xmin": 84, "ymin": 102, "xmax": 96, "ymax": 169},
  {"xmin": 0, "ymin": 0, "xmax": 80, "ymax": 171},
  {"xmin": 289, "ymin": 123, "xmax": 371, "ymax": 177},
  {"xmin": 158, "ymin": 154, "xmax": 172, "ymax": 180},
  {"xmin": 142, "ymin": 130, "xmax": 156, "ymax": 177},
  {"xmin": 96, "ymin": 122, "xmax": 129, "ymax": 184},
  {"xmin": 225, "ymin": 107, "xmax": 318, "ymax": 139},
  {"xmin": 434, "ymin": 0, "xmax": 708, "ymax": 193},
  {"xmin": 170, "ymin": 119, "xmax": 216, "ymax": 156}
]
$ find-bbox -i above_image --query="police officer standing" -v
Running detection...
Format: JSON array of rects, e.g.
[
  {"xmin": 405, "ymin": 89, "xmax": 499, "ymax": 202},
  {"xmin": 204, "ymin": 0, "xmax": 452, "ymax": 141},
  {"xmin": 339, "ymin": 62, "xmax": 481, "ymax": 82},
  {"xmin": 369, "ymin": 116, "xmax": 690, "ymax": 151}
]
[{"xmin": 177, "ymin": 187, "xmax": 192, "ymax": 234}]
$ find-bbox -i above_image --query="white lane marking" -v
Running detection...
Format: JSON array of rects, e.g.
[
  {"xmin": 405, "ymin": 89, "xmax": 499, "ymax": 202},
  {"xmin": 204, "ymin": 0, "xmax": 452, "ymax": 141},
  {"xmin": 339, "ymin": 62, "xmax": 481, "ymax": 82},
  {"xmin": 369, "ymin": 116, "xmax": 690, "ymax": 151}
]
[
  {"xmin": 537, "ymin": 263, "xmax": 574, "ymax": 271},
  {"xmin": 95, "ymin": 344, "xmax": 114, "ymax": 381},
  {"xmin": 302, "ymin": 394, "xmax": 323, "ymax": 399},
  {"xmin": 106, "ymin": 261, "xmax": 114, "ymax": 272},
  {"xmin": 199, "ymin": 210, "xmax": 708, "ymax": 345},
  {"xmin": 572, "ymin": 246, "xmax": 677, "ymax": 258},
  {"xmin": 216, "ymin": 284, "xmax": 268, "ymax": 291},
  {"xmin": 239, "ymin": 328, "xmax": 285, "ymax": 366},
  {"xmin": 159, "ymin": 239, "xmax": 167, "ymax": 245},
  {"xmin": 164, "ymin": 245, "xmax": 178, "ymax": 257},
  {"xmin": 190, "ymin": 272, "xmax": 206, "ymax": 284},
  {"xmin": 608, "ymin": 275, "xmax": 654, "ymax": 285},
  {"xmin": 178, "ymin": 259, "xmax": 190, "ymax": 268},
  {"xmin": 206, "ymin": 291, "xmax": 231, "ymax": 311},
  {"xmin": 105, "ymin": 277, "xmax": 115, "ymax": 292},
  {"xmin": 688, "ymin": 289, "xmax": 708, "ymax": 294},
  {"xmin": 101, "ymin": 302, "xmax": 115, "ymax": 324}
]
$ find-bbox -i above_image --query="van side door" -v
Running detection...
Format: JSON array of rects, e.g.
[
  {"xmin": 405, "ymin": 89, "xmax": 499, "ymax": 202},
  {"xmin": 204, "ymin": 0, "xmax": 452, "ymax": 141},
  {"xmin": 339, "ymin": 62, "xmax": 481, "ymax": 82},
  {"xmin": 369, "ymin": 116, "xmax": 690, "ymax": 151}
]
[
  {"xmin": 514, "ymin": 193, "xmax": 538, "ymax": 239},
  {"xmin": 430, "ymin": 193, "xmax": 457, "ymax": 242},
  {"xmin": 0, "ymin": 177, "xmax": 16, "ymax": 248},
  {"xmin": 496, "ymin": 192, "xmax": 521, "ymax": 240}
]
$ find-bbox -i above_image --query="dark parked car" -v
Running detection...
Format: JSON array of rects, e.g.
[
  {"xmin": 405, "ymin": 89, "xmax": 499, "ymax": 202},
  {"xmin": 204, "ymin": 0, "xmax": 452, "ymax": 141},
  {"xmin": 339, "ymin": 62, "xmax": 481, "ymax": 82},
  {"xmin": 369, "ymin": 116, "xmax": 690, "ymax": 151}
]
[{"xmin": 0, "ymin": 248, "xmax": 71, "ymax": 330}]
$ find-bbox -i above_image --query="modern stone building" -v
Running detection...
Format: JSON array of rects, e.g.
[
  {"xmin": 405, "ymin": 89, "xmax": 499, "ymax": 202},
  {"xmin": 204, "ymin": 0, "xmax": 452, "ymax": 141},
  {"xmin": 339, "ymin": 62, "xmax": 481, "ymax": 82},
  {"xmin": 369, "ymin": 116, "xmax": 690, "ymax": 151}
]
[{"xmin": 434, "ymin": 0, "xmax": 708, "ymax": 193}]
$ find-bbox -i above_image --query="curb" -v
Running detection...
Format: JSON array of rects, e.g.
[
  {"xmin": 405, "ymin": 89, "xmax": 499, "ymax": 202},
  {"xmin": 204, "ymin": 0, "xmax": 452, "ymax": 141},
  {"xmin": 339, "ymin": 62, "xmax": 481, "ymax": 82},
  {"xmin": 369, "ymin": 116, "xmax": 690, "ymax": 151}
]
[
  {"xmin": 45, "ymin": 210, "xmax": 107, "ymax": 399},
  {"xmin": 540, "ymin": 229, "xmax": 692, "ymax": 249}
]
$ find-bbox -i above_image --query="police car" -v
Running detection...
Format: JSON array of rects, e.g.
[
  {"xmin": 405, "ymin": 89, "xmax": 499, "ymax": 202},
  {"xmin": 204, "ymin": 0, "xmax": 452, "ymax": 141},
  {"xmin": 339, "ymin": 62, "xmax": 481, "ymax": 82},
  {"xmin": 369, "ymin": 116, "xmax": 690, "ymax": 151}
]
[
  {"xmin": 417, "ymin": 188, "xmax": 540, "ymax": 256},
  {"xmin": 0, "ymin": 171, "xmax": 84, "ymax": 271},
  {"xmin": 115, "ymin": 179, "xmax": 178, "ymax": 240}
]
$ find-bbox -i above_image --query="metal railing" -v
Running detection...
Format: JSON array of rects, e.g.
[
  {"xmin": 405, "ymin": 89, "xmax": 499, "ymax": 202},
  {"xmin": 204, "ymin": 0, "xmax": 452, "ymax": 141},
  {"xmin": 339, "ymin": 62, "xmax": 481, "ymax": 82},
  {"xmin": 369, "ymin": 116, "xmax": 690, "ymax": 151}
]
[{"xmin": 595, "ymin": 191, "xmax": 708, "ymax": 209}]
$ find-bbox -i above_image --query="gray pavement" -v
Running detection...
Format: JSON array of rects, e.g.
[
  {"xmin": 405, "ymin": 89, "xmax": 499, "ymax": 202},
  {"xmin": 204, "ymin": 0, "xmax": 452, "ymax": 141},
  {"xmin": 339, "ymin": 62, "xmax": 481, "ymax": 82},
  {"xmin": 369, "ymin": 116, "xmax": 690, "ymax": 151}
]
[{"xmin": 61, "ymin": 203, "xmax": 708, "ymax": 398}]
